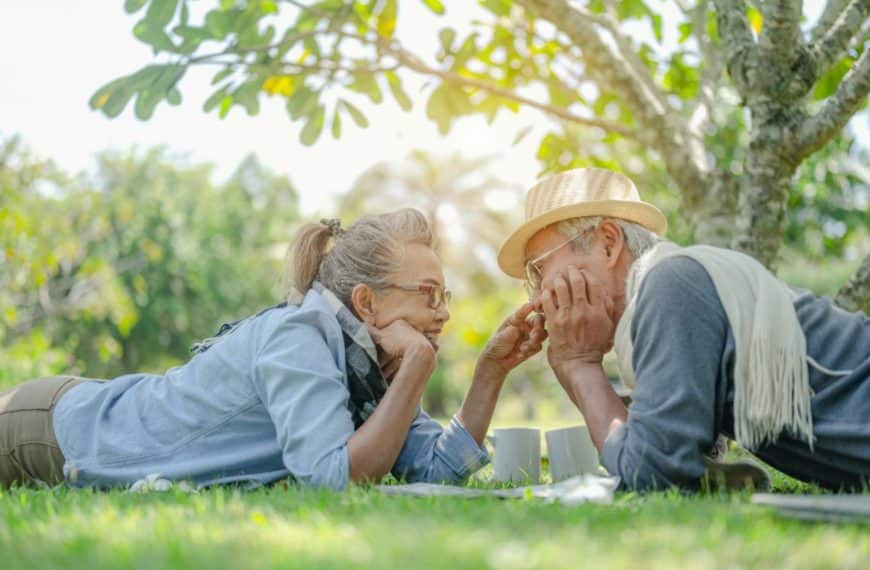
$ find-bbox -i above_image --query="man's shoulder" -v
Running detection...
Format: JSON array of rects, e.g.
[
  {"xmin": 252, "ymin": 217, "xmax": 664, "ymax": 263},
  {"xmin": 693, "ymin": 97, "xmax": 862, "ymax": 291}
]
[{"xmin": 638, "ymin": 254, "xmax": 718, "ymax": 306}]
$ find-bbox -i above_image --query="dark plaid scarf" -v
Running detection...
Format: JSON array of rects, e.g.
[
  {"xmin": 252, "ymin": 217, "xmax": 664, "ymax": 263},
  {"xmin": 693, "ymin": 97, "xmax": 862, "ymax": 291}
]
[{"xmin": 190, "ymin": 282, "xmax": 387, "ymax": 429}]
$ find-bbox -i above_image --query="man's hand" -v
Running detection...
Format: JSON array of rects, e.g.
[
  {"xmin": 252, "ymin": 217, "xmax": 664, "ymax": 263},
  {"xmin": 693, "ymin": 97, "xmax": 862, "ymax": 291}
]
[
  {"xmin": 476, "ymin": 302, "xmax": 548, "ymax": 379},
  {"xmin": 541, "ymin": 267, "xmax": 615, "ymax": 371},
  {"xmin": 366, "ymin": 319, "xmax": 435, "ymax": 380}
]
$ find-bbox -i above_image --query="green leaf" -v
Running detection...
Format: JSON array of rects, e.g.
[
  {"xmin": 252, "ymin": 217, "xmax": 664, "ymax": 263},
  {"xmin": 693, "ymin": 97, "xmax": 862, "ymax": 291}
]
[
  {"xmin": 678, "ymin": 22, "xmax": 693, "ymax": 44},
  {"xmin": 376, "ymin": 0, "xmax": 397, "ymax": 38},
  {"xmin": 747, "ymin": 6, "xmax": 763, "ymax": 34},
  {"xmin": 234, "ymin": 80, "xmax": 262, "ymax": 116},
  {"xmin": 211, "ymin": 67, "xmax": 234, "ymax": 85},
  {"xmin": 348, "ymin": 73, "xmax": 383, "ymax": 104},
  {"xmin": 144, "ymin": 0, "xmax": 178, "ymax": 28},
  {"xmin": 385, "ymin": 71, "xmax": 412, "ymax": 111},
  {"xmin": 285, "ymin": 86, "xmax": 319, "ymax": 120},
  {"xmin": 203, "ymin": 86, "xmax": 230, "ymax": 113},
  {"xmin": 479, "ymin": 0, "xmax": 511, "ymax": 17},
  {"xmin": 205, "ymin": 10, "xmax": 232, "ymax": 39},
  {"xmin": 331, "ymin": 107, "xmax": 342, "ymax": 139},
  {"xmin": 124, "ymin": 0, "xmax": 148, "ymax": 14},
  {"xmin": 219, "ymin": 95, "xmax": 233, "ymax": 118},
  {"xmin": 90, "ymin": 65, "xmax": 170, "ymax": 118},
  {"xmin": 300, "ymin": 105, "xmax": 326, "ymax": 146},
  {"xmin": 134, "ymin": 19, "xmax": 176, "ymax": 51},
  {"xmin": 438, "ymin": 27, "xmax": 456, "ymax": 53},
  {"xmin": 133, "ymin": 65, "xmax": 184, "ymax": 119},
  {"xmin": 339, "ymin": 98, "xmax": 369, "ymax": 128},
  {"xmin": 813, "ymin": 56, "xmax": 855, "ymax": 100},
  {"xmin": 650, "ymin": 13, "xmax": 663, "ymax": 43},
  {"xmin": 166, "ymin": 87, "xmax": 182, "ymax": 106},
  {"xmin": 420, "ymin": 0, "xmax": 445, "ymax": 15}
]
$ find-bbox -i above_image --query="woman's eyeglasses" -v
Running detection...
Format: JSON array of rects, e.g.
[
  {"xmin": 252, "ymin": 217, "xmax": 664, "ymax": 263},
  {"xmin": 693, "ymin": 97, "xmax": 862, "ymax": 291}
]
[{"xmin": 383, "ymin": 283, "xmax": 452, "ymax": 310}]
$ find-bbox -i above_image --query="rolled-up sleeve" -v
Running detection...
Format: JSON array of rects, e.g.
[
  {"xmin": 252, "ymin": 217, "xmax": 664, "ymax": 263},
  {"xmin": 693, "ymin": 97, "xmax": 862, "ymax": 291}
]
[
  {"xmin": 391, "ymin": 412, "xmax": 490, "ymax": 484},
  {"xmin": 253, "ymin": 314, "xmax": 355, "ymax": 491},
  {"xmin": 601, "ymin": 256, "xmax": 730, "ymax": 491}
]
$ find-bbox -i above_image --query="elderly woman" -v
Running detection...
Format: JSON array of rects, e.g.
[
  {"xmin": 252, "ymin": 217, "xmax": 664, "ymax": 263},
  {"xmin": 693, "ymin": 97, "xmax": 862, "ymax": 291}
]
[{"xmin": 0, "ymin": 209, "xmax": 545, "ymax": 490}]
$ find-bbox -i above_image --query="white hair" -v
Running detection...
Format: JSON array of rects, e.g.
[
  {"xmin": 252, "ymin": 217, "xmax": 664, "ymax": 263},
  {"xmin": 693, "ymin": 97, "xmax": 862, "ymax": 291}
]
[
  {"xmin": 287, "ymin": 208, "xmax": 433, "ymax": 307},
  {"xmin": 553, "ymin": 216, "xmax": 660, "ymax": 259}
]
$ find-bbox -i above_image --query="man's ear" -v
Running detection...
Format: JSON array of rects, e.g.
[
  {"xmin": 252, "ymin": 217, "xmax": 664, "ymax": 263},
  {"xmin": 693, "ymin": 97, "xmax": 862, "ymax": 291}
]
[
  {"xmin": 350, "ymin": 284, "xmax": 377, "ymax": 324},
  {"xmin": 599, "ymin": 220, "xmax": 625, "ymax": 267}
]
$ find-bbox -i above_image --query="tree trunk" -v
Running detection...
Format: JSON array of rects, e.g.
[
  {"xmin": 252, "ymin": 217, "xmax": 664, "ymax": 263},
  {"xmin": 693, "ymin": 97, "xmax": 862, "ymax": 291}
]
[
  {"xmin": 690, "ymin": 169, "xmax": 739, "ymax": 248},
  {"xmin": 732, "ymin": 106, "xmax": 801, "ymax": 269},
  {"xmin": 835, "ymin": 253, "xmax": 870, "ymax": 313}
]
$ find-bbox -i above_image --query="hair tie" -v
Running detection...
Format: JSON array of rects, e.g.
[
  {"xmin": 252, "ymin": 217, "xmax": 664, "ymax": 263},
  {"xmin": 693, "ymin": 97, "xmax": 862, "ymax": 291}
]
[{"xmin": 320, "ymin": 218, "xmax": 344, "ymax": 237}]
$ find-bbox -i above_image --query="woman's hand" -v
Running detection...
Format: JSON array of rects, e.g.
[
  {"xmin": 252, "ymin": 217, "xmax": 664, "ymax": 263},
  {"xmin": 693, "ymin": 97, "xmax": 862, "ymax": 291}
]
[
  {"xmin": 541, "ymin": 267, "xmax": 614, "ymax": 371},
  {"xmin": 366, "ymin": 319, "xmax": 435, "ymax": 380},
  {"xmin": 476, "ymin": 302, "xmax": 548, "ymax": 380}
]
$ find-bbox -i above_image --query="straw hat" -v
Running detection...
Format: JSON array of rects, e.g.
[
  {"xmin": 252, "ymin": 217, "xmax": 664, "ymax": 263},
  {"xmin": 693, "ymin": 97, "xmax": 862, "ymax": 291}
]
[{"xmin": 497, "ymin": 168, "xmax": 668, "ymax": 278}]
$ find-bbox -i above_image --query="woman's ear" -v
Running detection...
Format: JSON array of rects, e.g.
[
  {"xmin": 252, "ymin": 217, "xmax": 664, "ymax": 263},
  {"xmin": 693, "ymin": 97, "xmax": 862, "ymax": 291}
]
[{"xmin": 350, "ymin": 284, "xmax": 377, "ymax": 324}]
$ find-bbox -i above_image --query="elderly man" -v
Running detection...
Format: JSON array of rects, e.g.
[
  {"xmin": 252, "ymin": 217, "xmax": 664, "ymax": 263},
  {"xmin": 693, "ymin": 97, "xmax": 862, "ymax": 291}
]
[{"xmin": 498, "ymin": 167, "xmax": 869, "ymax": 491}]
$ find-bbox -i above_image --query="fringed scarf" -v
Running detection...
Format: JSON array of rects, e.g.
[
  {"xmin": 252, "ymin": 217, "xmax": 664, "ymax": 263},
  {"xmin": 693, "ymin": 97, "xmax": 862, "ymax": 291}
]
[{"xmin": 613, "ymin": 241, "xmax": 815, "ymax": 450}]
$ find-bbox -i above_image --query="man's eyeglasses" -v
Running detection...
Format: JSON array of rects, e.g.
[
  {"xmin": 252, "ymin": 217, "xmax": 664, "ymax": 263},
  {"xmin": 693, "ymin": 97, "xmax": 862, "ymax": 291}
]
[
  {"xmin": 384, "ymin": 283, "xmax": 452, "ymax": 310},
  {"xmin": 524, "ymin": 233, "xmax": 584, "ymax": 295}
]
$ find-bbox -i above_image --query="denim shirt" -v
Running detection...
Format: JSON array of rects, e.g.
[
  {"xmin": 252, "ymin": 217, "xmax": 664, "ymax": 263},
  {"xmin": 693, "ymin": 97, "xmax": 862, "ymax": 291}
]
[{"xmin": 52, "ymin": 289, "xmax": 489, "ymax": 490}]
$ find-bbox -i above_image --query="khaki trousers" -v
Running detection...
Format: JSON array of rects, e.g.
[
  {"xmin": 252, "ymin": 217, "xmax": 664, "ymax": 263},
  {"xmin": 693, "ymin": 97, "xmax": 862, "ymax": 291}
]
[{"xmin": 0, "ymin": 376, "xmax": 89, "ymax": 488}]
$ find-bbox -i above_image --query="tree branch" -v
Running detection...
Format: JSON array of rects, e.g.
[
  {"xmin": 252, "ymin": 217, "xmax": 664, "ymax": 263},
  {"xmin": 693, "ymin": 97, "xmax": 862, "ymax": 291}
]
[
  {"xmin": 810, "ymin": 0, "xmax": 855, "ymax": 42},
  {"xmin": 711, "ymin": 0, "xmax": 758, "ymax": 96},
  {"xmin": 834, "ymin": 252, "xmax": 870, "ymax": 313},
  {"xmin": 279, "ymin": 0, "xmax": 639, "ymax": 138},
  {"xmin": 758, "ymin": 0, "xmax": 803, "ymax": 67},
  {"xmin": 382, "ymin": 43, "xmax": 640, "ymax": 138},
  {"xmin": 795, "ymin": 47, "xmax": 870, "ymax": 158},
  {"xmin": 689, "ymin": 1, "xmax": 726, "ymax": 135},
  {"xmin": 516, "ymin": 0, "xmax": 711, "ymax": 210},
  {"xmin": 809, "ymin": 0, "xmax": 870, "ymax": 79}
]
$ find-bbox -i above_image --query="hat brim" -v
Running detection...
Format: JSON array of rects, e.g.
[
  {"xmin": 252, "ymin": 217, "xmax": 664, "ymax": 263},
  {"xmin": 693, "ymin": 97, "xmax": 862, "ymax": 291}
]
[{"xmin": 497, "ymin": 200, "xmax": 668, "ymax": 278}]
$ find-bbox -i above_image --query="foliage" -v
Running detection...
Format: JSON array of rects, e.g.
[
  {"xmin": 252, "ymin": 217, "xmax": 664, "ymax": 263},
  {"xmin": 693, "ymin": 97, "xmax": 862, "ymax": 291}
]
[
  {"xmin": 0, "ymin": 137, "xmax": 300, "ymax": 386},
  {"xmin": 92, "ymin": 0, "xmax": 868, "ymax": 269}
]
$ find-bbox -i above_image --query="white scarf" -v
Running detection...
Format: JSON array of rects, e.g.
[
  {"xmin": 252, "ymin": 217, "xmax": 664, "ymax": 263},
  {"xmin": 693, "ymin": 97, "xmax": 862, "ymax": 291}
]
[{"xmin": 613, "ymin": 241, "xmax": 815, "ymax": 450}]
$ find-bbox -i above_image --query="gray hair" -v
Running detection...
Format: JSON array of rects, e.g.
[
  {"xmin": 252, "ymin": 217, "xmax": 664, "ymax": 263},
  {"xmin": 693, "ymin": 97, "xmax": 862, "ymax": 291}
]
[
  {"xmin": 287, "ymin": 208, "xmax": 434, "ymax": 307},
  {"xmin": 553, "ymin": 216, "xmax": 659, "ymax": 259}
]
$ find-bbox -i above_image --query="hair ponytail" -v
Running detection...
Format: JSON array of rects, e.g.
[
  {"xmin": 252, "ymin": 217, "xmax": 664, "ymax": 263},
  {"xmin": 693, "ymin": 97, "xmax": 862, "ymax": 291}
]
[{"xmin": 287, "ymin": 222, "xmax": 334, "ymax": 296}]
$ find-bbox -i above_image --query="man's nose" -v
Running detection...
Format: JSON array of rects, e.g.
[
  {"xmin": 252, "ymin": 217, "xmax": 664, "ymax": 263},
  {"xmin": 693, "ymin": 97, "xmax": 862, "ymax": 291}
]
[{"xmin": 435, "ymin": 302, "xmax": 450, "ymax": 323}]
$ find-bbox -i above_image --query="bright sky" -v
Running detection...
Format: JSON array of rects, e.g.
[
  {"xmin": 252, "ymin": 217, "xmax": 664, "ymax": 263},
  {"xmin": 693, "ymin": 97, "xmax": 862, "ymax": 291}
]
[{"xmin": 1, "ymin": 1, "xmax": 865, "ymax": 215}]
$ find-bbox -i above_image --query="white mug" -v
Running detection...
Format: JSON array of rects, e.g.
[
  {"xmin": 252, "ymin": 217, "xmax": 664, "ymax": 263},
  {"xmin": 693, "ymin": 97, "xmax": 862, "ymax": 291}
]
[
  {"xmin": 545, "ymin": 425, "xmax": 598, "ymax": 481},
  {"xmin": 489, "ymin": 427, "xmax": 541, "ymax": 484}
]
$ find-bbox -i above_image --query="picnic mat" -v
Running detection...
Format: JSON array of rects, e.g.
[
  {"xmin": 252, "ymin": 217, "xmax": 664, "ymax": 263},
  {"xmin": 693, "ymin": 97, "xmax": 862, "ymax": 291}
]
[
  {"xmin": 752, "ymin": 493, "xmax": 870, "ymax": 523},
  {"xmin": 376, "ymin": 474, "xmax": 620, "ymax": 506}
]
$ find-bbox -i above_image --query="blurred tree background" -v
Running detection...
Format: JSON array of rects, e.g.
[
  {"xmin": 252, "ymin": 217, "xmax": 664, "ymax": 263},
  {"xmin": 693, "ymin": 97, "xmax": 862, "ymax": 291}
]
[
  {"xmin": 3, "ymin": 0, "xmax": 868, "ymax": 420},
  {"xmin": 2, "ymin": 128, "xmax": 865, "ymax": 419},
  {"xmin": 1, "ymin": 136, "xmax": 299, "ymax": 388}
]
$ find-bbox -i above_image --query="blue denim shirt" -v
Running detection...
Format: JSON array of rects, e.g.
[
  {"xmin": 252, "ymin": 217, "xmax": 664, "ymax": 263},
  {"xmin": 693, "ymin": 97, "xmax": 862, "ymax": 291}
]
[{"xmin": 52, "ymin": 289, "xmax": 489, "ymax": 490}]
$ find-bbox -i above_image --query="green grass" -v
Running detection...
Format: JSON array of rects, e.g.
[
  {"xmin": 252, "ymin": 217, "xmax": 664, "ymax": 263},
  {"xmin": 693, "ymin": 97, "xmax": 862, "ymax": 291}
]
[{"xmin": 1, "ymin": 469, "xmax": 868, "ymax": 570}]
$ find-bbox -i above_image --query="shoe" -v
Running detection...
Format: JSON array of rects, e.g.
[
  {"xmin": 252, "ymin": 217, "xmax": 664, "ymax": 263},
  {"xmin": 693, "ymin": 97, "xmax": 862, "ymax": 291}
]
[{"xmin": 701, "ymin": 456, "xmax": 771, "ymax": 492}]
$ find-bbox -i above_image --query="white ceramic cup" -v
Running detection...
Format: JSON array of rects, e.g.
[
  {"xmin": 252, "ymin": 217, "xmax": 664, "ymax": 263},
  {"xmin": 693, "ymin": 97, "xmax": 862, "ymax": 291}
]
[
  {"xmin": 490, "ymin": 427, "xmax": 541, "ymax": 483},
  {"xmin": 545, "ymin": 425, "xmax": 599, "ymax": 481}
]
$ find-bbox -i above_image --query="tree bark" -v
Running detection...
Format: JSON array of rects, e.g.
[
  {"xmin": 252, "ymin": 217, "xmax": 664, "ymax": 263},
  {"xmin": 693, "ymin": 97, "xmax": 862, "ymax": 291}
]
[{"xmin": 835, "ymin": 253, "xmax": 870, "ymax": 313}]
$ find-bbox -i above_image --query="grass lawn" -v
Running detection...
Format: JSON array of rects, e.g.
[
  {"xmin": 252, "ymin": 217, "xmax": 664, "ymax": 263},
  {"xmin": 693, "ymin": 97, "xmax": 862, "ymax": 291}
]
[{"xmin": 1, "ymin": 465, "xmax": 868, "ymax": 570}]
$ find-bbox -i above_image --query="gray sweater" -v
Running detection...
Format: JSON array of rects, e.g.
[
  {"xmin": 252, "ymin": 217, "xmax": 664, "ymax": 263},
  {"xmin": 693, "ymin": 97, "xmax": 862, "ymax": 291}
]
[{"xmin": 600, "ymin": 256, "xmax": 870, "ymax": 491}]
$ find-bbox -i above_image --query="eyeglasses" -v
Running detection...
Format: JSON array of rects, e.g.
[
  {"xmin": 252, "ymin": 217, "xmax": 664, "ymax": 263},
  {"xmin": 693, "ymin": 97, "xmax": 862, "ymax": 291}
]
[
  {"xmin": 383, "ymin": 282, "xmax": 452, "ymax": 310},
  {"xmin": 524, "ymin": 233, "xmax": 584, "ymax": 295}
]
